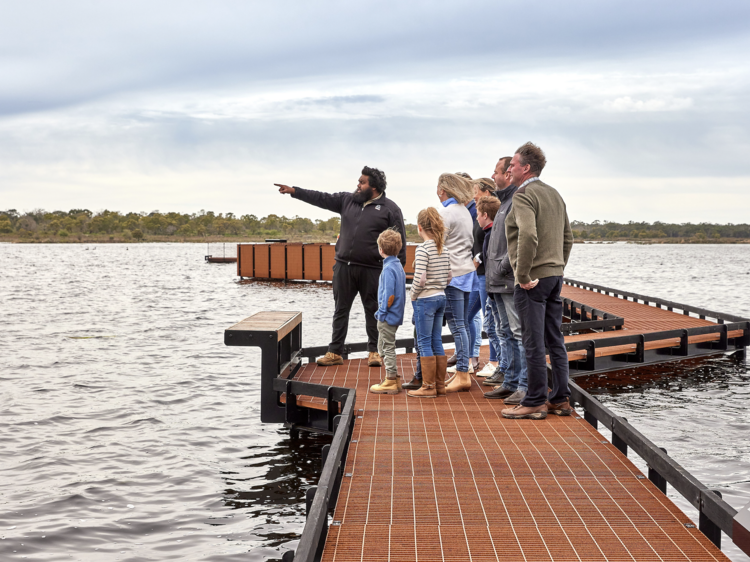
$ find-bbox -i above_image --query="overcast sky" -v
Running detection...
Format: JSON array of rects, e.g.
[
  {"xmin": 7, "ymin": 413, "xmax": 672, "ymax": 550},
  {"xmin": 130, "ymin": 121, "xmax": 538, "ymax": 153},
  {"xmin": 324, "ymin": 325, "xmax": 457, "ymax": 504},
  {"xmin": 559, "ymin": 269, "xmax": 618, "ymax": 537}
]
[{"xmin": 1, "ymin": 0, "xmax": 749, "ymax": 223}]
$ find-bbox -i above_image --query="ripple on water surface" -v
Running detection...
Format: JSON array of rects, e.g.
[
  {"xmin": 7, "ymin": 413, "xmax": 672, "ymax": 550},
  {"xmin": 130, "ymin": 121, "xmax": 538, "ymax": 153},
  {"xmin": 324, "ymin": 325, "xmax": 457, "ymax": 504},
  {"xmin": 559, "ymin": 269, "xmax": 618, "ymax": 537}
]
[{"xmin": 1, "ymin": 243, "xmax": 749, "ymax": 561}]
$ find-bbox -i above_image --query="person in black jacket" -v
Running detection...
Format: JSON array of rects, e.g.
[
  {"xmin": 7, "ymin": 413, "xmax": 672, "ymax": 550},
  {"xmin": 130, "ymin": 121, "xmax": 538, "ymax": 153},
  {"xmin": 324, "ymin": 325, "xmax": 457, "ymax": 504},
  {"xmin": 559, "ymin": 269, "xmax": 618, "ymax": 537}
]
[{"xmin": 275, "ymin": 167, "xmax": 407, "ymax": 367}]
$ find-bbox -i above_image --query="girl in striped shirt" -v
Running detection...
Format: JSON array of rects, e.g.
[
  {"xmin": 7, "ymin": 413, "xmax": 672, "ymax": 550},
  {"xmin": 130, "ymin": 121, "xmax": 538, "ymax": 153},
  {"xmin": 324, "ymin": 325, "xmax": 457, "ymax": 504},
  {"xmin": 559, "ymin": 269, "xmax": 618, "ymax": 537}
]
[{"xmin": 407, "ymin": 208, "xmax": 452, "ymax": 398}]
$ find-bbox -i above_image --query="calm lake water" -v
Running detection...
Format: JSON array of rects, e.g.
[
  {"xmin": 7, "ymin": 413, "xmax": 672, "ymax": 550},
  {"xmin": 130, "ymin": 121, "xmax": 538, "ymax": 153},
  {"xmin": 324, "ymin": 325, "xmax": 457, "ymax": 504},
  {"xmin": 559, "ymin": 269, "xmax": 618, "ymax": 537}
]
[{"xmin": 1, "ymin": 242, "xmax": 749, "ymax": 561}]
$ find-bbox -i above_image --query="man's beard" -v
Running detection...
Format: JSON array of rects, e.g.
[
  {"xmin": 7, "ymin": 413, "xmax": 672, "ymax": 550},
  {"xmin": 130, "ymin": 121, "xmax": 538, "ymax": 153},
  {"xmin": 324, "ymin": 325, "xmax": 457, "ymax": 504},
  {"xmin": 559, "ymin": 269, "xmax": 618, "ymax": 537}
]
[{"xmin": 352, "ymin": 186, "xmax": 374, "ymax": 204}]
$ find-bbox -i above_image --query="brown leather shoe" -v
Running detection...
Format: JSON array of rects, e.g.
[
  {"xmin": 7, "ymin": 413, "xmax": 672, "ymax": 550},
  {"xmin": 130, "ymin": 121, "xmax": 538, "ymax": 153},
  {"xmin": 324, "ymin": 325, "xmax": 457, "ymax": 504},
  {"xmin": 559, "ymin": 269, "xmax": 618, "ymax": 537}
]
[
  {"xmin": 501, "ymin": 404, "xmax": 548, "ymax": 420},
  {"xmin": 316, "ymin": 352, "xmax": 343, "ymax": 366},
  {"xmin": 484, "ymin": 386, "xmax": 513, "ymax": 400},
  {"xmin": 368, "ymin": 352, "xmax": 383, "ymax": 367},
  {"xmin": 447, "ymin": 354, "xmax": 457, "ymax": 367},
  {"xmin": 546, "ymin": 398, "xmax": 572, "ymax": 416},
  {"xmin": 402, "ymin": 376, "xmax": 422, "ymax": 390}
]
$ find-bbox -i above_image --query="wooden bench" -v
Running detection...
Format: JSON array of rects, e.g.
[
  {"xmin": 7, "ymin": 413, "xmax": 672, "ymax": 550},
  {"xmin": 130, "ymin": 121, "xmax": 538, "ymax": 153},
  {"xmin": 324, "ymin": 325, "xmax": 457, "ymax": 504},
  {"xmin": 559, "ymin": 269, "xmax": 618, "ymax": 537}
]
[
  {"xmin": 225, "ymin": 311, "xmax": 303, "ymax": 423},
  {"xmin": 225, "ymin": 311, "xmax": 302, "ymax": 344}
]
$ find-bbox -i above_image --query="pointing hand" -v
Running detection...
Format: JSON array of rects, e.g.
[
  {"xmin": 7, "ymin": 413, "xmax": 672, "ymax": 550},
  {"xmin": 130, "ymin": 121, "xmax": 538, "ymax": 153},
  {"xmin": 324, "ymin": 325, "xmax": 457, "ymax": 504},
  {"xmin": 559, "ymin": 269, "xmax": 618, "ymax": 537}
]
[{"xmin": 275, "ymin": 184, "xmax": 295, "ymax": 195}]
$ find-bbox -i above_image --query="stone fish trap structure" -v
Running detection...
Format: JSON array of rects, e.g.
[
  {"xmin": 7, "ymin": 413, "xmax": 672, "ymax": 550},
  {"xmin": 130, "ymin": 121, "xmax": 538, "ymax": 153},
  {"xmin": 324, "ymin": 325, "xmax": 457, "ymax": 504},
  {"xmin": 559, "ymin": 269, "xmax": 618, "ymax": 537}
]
[{"xmin": 225, "ymin": 278, "xmax": 750, "ymax": 562}]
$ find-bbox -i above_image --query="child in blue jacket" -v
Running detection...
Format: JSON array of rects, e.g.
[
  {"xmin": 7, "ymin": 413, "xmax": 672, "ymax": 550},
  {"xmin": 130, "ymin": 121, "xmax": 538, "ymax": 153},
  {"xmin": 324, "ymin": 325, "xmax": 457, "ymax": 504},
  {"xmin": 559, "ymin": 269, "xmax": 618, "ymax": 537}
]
[{"xmin": 370, "ymin": 228, "xmax": 406, "ymax": 394}]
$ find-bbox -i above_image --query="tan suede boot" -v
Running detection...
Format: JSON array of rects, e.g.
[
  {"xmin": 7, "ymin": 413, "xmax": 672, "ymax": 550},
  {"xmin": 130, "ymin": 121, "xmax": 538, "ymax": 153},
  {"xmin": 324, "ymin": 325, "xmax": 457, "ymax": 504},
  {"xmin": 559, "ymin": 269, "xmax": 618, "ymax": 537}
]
[
  {"xmin": 368, "ymin": 352, "xmax": 383, "ymax": 367},
  {"xmin": 370, "ymin": 377, "xmax": 400, "ymax": 395},
  {"xmin": 435, "ymin": 355, "xmax": 447, "ymax": 396},
  {"xmin": 445, "ymin": 370, "xmax": 472, "ymax": 393},
  {"xmin": 408, "ymin": 356, "xmax": 436, "ymax": 398},
  {"xmin": 316, "ymin": 352, "xmax": 344, "ymax": 366}
]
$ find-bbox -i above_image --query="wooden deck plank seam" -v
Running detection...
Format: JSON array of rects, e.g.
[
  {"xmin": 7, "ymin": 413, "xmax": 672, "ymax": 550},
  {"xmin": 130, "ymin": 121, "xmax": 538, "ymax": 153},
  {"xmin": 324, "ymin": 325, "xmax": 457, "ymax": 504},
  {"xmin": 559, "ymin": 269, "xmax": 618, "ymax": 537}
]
[
  {"xmin": 543, "ymin": 416, "xmax": 676, "ymax": 562},
  {"xmin": 311, "ymin": 356, "xmax": 730, "ymax": 561},
  {"xmin": 292, "ymin": 286, "xmax": 742, "ymax": 561},
  {"xmin": 471, "ymin": 387, "xmax": 529, "ymax": 562}
]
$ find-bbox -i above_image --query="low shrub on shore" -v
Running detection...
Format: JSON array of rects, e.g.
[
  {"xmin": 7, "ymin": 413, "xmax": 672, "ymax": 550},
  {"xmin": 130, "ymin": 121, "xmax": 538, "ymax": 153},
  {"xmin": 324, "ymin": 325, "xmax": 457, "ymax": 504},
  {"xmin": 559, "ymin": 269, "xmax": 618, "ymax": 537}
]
[{"xmin": 1, "ymin": 208, "xmax": 747, "ymax": 244}]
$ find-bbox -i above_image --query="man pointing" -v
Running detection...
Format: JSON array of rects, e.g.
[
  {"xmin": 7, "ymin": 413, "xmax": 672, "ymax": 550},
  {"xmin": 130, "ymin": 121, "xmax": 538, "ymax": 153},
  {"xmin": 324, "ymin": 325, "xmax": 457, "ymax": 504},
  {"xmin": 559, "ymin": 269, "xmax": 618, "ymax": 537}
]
[{"xmin": 276, "ymin": 167, "xmax": 407, "ymax": 367}]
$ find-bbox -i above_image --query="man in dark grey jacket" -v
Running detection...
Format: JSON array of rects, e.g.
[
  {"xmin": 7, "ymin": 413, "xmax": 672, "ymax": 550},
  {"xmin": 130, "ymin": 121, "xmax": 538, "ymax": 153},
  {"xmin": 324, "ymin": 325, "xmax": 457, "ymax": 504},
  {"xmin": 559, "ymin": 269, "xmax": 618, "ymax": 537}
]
[
  {"xmin": 482, "ymin": 156, "xmax": 529, "ymax": 403},
  {"xmin": 276, "ymin": 167, "xmax": 406, "ymax": 368}
]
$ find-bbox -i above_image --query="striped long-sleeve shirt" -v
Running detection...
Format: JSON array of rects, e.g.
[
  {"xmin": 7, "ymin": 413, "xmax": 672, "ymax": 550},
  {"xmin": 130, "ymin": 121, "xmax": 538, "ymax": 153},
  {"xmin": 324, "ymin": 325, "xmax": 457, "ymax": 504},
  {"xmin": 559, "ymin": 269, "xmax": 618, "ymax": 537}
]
[{"xmin": 410, "ymin": 240, "xmax": 452, "ymax": 301}]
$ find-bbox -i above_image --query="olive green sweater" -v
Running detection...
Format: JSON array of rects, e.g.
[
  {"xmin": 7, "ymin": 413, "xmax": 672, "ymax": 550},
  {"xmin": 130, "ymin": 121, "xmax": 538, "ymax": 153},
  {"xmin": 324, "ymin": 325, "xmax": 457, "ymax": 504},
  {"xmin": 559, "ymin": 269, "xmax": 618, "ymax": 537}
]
[{"xmin": 505, "ymin": 179, "xmax": 573, "ymax": 285}]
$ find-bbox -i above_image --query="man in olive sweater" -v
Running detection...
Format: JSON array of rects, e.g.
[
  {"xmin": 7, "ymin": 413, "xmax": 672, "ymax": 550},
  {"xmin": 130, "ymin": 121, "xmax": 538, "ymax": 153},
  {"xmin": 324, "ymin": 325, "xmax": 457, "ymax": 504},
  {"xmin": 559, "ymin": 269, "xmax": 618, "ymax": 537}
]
[{"xmin": 502, "ymin": 142, "xmax": 574, "ymax": 420}]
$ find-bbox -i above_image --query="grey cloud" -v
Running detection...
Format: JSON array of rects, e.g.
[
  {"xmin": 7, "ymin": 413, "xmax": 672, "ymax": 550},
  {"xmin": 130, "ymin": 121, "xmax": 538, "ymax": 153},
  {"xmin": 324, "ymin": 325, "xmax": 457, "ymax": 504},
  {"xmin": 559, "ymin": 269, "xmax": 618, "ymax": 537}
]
[
  {"xmin": 2, "ymin": 1, "xmax": 750, "ymax": 116},
  {"xmin": 303, "ymin": 95, "xmax": 385, "ymax": 106},
  {"xmin": 2, "ymin": 0, "xmax": 750, "ymax": 222}
]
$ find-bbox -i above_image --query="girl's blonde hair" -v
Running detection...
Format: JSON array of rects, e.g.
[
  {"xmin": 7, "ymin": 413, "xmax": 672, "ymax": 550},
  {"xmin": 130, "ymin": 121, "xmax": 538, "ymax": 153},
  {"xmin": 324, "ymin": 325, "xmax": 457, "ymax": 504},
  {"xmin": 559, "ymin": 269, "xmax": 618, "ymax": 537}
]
[
  {"xmin": 473, "ymin": 177, "xmax": 496, "ymax": 195},
  {"xmin": 437, "ymin": 173, "xmax": 473, "ymax": 205},
  {"xmin": 417, "ymin": 207, "xmax": 446, "ymax": 254}
]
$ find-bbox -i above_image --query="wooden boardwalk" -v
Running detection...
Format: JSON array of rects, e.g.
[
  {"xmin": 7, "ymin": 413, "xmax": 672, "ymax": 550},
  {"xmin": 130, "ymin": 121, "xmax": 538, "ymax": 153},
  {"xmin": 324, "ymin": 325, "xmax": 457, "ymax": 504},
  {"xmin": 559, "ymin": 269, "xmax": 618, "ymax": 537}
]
[
  {"xmin": 294, "ymin": 354, "xmax": 727, "ymax": 561},
  {"xmin": 561, "ymin": 285, "xmax": 743, "ymax": 363},
  {"xmin": 287, "ymin": 287, "xmax": 736, "ymax": 561}
]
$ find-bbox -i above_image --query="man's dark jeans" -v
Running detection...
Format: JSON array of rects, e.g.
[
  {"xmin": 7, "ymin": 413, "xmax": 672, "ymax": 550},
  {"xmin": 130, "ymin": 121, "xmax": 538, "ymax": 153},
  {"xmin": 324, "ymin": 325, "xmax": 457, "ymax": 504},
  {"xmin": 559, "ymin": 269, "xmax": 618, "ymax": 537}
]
[
  {"xmin": 330, "ymin": 261, "xmax": 381, "ymax": 355},
  {"xmin": 513, "ymin": 276, "xmax": 570, "ymax": 408}
]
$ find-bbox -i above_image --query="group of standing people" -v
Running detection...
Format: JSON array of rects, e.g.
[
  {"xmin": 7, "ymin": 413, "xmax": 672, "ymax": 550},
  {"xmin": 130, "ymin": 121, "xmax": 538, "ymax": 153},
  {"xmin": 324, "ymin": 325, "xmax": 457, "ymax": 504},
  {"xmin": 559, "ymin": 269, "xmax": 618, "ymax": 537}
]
[{"xmin": 276, "ymin": 141, "xmax": 573, "ymax": 420}]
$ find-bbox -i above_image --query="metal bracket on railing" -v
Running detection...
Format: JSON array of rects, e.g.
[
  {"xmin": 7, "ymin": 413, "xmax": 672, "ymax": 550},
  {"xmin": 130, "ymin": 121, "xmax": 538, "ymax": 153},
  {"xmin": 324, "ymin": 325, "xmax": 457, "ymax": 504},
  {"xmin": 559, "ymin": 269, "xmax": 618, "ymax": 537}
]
[
  {"xmin": 734, "ymin": 500, "xmax": 750, "ymax": 556},
  {"xmin": 611, "ymin": 417, "xmax": 628, "ymax": 456},
  {"xmin": 700, "ymin": 490, "xmax": 724, "ymax": 548},
  {"xmin": 648, "ymin": 448, "xmax": 668, "ymax": 494},
  {"xmin": 292, "ymin": 389, "xmax": 357, "ymax": 562}
]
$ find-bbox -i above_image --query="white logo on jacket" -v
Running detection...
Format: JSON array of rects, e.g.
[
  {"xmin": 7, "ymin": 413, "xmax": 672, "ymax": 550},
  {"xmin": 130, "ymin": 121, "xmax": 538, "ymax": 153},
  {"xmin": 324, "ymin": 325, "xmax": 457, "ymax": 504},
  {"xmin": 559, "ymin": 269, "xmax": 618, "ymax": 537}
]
[{"xmin": 375, "ymin": 205, "xmax": 381, "ymax": 210}]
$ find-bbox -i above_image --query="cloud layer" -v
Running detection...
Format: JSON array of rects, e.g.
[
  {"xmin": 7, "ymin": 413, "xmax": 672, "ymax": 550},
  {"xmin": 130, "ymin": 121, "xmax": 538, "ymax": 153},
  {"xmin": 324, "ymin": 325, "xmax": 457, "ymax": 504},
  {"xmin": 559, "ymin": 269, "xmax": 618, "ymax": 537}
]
[{"xmin": 1, "ymin": 0, "xmax": 749, "ymax": 222}]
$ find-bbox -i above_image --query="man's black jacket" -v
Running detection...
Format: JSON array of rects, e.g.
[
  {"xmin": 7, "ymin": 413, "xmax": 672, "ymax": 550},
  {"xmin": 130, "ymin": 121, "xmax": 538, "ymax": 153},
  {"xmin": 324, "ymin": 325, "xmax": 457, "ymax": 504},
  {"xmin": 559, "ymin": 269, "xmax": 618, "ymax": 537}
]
[{"xmin": 292, "ymin": 187, "xmax": 407, "ymax": 268}]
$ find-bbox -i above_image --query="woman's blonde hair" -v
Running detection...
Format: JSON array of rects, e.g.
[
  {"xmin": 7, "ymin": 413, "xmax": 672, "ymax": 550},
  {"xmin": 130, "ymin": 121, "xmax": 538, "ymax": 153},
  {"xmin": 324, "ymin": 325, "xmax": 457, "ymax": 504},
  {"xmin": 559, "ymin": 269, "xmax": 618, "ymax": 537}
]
[
  {"xmin": 417, "ymin": 207, "xmax": 446, "ymax": 254},
  {"xmin": 438, "ymin": 173, "xmax": 473, "ymax": 205},
  {"xmin": 473, "ymin": 177, "xmax": 496, "ymax": 195}
]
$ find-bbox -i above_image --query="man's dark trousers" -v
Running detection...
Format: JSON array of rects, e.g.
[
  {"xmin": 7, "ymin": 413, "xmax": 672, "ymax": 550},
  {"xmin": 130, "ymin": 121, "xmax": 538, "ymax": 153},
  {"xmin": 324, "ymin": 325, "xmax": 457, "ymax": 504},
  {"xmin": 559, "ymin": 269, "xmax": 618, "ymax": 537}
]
[
  {"xmin": 330, "ymin": 261, "xmax": 381, "ymax": 355},
  {"xmin": 513, "ymin": 276, "xmax": 570, "ymax": 407}
]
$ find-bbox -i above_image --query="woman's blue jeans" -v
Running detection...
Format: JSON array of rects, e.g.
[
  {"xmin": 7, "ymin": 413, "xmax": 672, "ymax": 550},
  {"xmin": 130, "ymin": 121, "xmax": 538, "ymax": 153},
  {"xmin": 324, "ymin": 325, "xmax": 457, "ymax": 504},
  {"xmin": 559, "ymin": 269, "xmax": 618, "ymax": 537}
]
[
  {"xmin": 444, "ymin": 285, "xmax": 471, "ymax": 372},
  {"xmin": 412, "ymin": 296, "xmax": 446, "ymax": 357},
  {"xmin": 467, "ymin": 289, "xmax": 482, "ymax": 358}
]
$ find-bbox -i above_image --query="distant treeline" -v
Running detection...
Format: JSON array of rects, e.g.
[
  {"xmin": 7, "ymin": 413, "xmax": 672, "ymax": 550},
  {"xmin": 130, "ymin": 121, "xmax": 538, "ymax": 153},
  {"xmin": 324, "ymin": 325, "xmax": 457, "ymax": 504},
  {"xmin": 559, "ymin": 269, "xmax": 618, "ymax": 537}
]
[
  {"xmin": 0, "ymin": 209, "xmax": 746, "ymax": 242},
  {"xmin": 0, "ymin": 208, "xmax": 422, "ymax": 241},
  {"xmin": 571, "ymin": 220, "xmax": 750, "ymax": 240}
]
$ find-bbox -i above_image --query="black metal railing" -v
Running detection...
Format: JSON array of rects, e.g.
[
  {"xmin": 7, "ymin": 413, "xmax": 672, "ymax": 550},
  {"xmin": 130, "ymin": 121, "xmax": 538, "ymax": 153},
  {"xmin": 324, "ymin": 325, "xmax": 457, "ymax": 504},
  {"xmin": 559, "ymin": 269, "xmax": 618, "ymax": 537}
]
[
  {"xmin": 280, "ymin": 381, "xmax": 356, "ymax": 562},
  {"xmin": 227, "ymin": 285, "xmax": 750, "ymax": 560},
  {"xmin": 570, "ymin": 381, "xmax": 750, "ymax": 555},
  {"xmin": 564, "ymin": 278, "xmax": 750, "ymax": 324},
  {"xmin": 298, "ymin": 308, "xmax": 624, "ymax": 362},
  {"xmin": 224, "ymin": 312, "xmax": 357, "ymax": 561},
  {"xmin": 560, "ymin": 279, "xmax": 750, "ymax": 374},
  {"xmin": 562, "ymin": 295, "xmax": 624, "ymax": 333}
]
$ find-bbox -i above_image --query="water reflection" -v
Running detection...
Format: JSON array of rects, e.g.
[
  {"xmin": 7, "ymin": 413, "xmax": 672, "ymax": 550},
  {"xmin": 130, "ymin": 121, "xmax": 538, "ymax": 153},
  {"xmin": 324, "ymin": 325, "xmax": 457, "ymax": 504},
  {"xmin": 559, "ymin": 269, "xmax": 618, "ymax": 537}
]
[
  {"xmin": 218, "ymin": 431, "xmax": 330, "ymax": 562},
  {"xmin": 1, "ymin": 243, "xmax": 749, "ymax": 561},
  {"xmin": 577, "ymin": 353, "xmax": 748, "ymax": 395},
  {"xmin": 577, "ymin": 354, "xmax": 750, "ymax": 562},
  {"xmin": 223, "ymin": 434, "xmax": 328, "ymax": 514}
]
